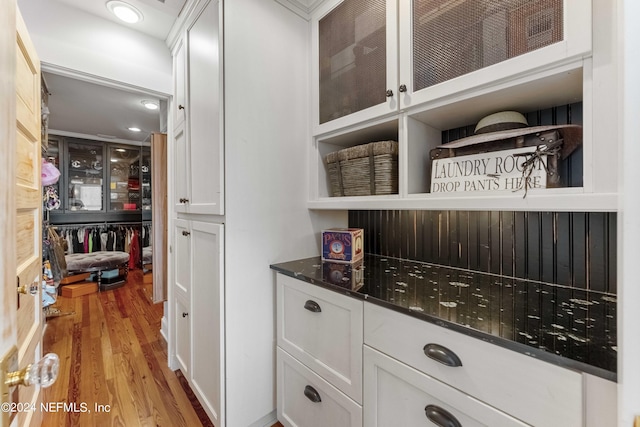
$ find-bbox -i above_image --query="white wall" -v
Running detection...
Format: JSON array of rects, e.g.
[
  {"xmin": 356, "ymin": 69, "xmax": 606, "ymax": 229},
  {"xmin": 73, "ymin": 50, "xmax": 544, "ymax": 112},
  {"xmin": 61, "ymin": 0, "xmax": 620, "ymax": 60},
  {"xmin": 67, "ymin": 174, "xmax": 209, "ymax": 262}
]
[
  {"xmin": 17, "ymin": 0, "xmax": 171, "ymax": 94},
  {"xmin": 619, "ymin": 0, "xmax": 640, "ymax": 425},
  {"xmin": 223, "ymin": 0, "xmax": 346, "ymax": 425}
]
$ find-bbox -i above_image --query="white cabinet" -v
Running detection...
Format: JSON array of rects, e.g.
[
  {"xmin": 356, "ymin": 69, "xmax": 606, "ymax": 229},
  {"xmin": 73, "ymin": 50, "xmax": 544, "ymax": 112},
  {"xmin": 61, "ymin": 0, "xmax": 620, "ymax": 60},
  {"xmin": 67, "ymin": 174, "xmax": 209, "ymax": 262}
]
[
  {"xmin": 277, "ymin": 273, "xmax": 363, "ymax": 403},
  {"xmin": 168, "ymin": 1, "xmax": 348, "ymax": 425},
  {"xmin": 396, "ymin": 0, "xmax": 591, "ymax": 111},
  {"xmin": 312, "ymin": 0, "xmax": 590, "ymax": 135},
  {"xmin": 276, "ymin": 273, "xmax": 363, "ymax": 426},
  {"xmin": 363, "ymin": 346, "xmax": 528, "ymax": 427},
  {"xmin": 308, "ymin": 0, "xmax": 618, "ymax": 212},
  {"xmin": 173, "ymin": 38, "xmax": 186, "ymax": 129},
  {"xmin": 174, "ymin": 219, "xmax": 191, "ymax": 297},
  {"xmin": 275, "ymin": 273, "xmax": 617, "ymax": 427},
  {"xmin": 278, "ymin": 348, "xmax": 362, "ymax": 427},
  {"xmin": 364, "ymin": 302, "xmax": 583, "ymax": 427},
  {"xmin": 174, "ymin": 217, "xmax": 192, "ymax": 378},
  {"xmin": 173, "ymin": 0, "xmax": 224, "ymax": 215},
  {"xmin": 175, "ymin": 296, "xmax": 191, "ymax": 374},
  {"xmin": 190, "ymin": 221, "xmax": 224, "ymax": 426},
  {"xmin": 311, "ymin": 0, "xmax": 398, "ymax": 135},
  {"xmin": 171, "ymin": 219, "xmax": 224, "ymax": 425}
]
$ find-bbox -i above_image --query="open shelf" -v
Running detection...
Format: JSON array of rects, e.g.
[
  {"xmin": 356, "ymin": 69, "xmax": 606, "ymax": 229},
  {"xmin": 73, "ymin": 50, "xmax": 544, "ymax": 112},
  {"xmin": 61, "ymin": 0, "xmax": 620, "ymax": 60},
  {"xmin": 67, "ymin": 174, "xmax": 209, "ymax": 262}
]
[{"xmin": 309, "ymin": 58, "xmax": 617, "ymax": 212}]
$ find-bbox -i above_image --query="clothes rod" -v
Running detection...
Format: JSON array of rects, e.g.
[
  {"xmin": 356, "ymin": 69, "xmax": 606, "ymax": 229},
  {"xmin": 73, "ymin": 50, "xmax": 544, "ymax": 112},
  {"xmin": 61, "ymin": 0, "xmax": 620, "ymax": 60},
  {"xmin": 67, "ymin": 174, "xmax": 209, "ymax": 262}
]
[{"xmin": 52, "ymin": 221, "xmax": 145, "ymax": 228}]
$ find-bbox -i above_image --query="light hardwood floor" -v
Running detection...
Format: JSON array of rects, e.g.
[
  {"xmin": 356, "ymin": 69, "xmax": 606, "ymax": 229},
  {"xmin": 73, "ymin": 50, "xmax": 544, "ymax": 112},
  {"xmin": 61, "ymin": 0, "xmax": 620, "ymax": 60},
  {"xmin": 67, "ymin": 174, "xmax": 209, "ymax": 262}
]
[
  {"xmin": 41, "ymin": 270, "xmax": 211, "ymax": 427},
  {"xmin": 42, "ymin": 270, "xmax": 286, "ymax": 427}
]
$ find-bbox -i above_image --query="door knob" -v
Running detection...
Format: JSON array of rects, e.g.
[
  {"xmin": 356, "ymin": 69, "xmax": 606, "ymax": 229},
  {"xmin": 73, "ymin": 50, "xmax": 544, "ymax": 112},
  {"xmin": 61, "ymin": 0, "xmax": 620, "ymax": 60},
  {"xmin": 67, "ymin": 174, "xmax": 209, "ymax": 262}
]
[
  {"xmin": 2, "ymin": 347, "xmax": 60, "ymax": 423},
  {"xmin": 16, "ymin": 277, "xmax": 38, "ymax": 296},
  {"xmin": 5, "ymin": 352, "xmax": 59, "ymax": 388},
  {"xmin": 399, "ymin": 84, "xmax": 407, "ymax": 93},
  {"xmin": 178, "ymin": 104, "xmax": 185, "ymax": 110}
]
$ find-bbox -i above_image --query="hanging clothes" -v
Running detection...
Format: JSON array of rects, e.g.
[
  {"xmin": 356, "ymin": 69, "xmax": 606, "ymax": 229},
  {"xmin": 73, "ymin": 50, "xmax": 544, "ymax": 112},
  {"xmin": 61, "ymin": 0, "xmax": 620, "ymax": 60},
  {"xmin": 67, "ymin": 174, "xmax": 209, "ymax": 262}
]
[
  {"xmin": 129, "ymin": 229, "xmax": 140, "ymax": 270},
  {"xmin": 51, "ymin": 223, "xmax": 148, "ymax": 274},
  {"xmin": 43, "ymin": 226, "xmax": 67, "ymax": 283},
  {"xmin": 100, "ymin": 232, "xmax": 108, "ymax": 251}
]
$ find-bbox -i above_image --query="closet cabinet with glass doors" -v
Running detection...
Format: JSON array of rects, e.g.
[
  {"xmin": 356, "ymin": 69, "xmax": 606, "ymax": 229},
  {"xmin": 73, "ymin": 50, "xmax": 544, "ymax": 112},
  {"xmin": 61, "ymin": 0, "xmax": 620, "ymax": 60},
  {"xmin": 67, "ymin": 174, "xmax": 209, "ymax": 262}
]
[{"xmin": 43, "ymin": 136, "xmax": 151, "ymax": 223}]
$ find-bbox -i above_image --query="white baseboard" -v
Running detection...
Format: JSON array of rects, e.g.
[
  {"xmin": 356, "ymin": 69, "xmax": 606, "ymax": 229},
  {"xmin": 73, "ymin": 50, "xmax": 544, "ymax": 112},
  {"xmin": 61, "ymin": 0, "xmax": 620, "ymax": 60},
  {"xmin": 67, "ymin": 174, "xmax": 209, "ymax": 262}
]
[
  {"xmin": 249, "ymin": 410, "xmax": 277, "ymax": 427},
  {"xmin": 160, "ymin": 315, "xmax": 168, "ymax": 343}
]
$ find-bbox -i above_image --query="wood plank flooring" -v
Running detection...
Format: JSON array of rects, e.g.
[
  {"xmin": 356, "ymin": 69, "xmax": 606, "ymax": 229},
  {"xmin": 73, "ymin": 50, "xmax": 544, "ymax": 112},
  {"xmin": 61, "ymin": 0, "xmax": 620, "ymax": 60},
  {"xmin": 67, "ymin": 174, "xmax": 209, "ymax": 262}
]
[
  {"xmin": 42, "ymin": 271, "xmax": 286, "ymax": 427},
  {"xmin": 41, "ymin": 270, "xmax": 210, "ymax": 427}
]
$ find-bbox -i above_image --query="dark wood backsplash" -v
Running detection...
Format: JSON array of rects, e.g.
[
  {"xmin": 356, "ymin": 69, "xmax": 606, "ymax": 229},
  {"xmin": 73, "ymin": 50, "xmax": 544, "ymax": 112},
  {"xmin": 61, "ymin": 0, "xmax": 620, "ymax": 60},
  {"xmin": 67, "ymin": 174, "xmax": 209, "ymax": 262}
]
[{"xmin": 348, "ymin": 210, "xmax": 617, "ymax": 294}]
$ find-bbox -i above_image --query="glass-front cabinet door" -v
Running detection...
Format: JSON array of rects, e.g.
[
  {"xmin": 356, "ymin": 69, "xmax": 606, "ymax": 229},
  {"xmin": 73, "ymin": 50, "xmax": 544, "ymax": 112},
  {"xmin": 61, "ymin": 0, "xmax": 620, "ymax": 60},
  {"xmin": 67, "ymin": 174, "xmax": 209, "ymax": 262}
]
[
  {"xmin": 109, "ymin": 146, "xmax": 141, "ymax": 211},
  {"xmin": 43, "ymin": 136, "xmax": 62, "ymax": 212},
  {"xmin": 312, "ymin": 0, "xmax": 398, "ymax": 135},
  {"xmin": 67, "ymin": 141, "xmax": 104, "ymax": 211},
  {"xmin": 399, "ymin": 0, "xmax": 591, "ymax": 109},
  {"xmin": 141, "ymin": 147, "xmax": 152, "ymax": 212}
]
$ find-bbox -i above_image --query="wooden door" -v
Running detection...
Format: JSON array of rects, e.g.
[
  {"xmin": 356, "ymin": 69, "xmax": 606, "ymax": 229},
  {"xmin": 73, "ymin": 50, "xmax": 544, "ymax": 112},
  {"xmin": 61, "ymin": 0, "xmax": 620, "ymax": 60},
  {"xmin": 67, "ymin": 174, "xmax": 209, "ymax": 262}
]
[
  {"xmin": 1, "ymin": 6, "xmax": 47, "ymax": 427},
  {"xmin": 0, "ymin": 0, "xmax": 18, "ymax": 423},
  {"xmin": 151, "ymin": 132, "xmax": 167, "ymax": 303}
]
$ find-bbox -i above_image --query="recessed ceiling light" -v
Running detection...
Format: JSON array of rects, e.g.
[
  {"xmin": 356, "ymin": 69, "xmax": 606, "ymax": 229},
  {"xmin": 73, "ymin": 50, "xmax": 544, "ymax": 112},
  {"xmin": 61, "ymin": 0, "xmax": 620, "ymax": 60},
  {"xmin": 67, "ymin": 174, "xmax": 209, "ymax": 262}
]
[
  {"xmin": 106, "ymin": 1, "xmax": 143, "ymax": 24},
  {"xmin": 141, "ymin": 100, "xmax": 159, "ymax": 110},
  {"xmin": 111, "ymin": 159, "xmax": 118, "ymax": 163},
  {"xmin": 128, "ymin": 127, "xmax": 141, "ymax": 132},
  {"xmin": 116, "ymin": 148, "xmax": 127, "ymax": 152}
]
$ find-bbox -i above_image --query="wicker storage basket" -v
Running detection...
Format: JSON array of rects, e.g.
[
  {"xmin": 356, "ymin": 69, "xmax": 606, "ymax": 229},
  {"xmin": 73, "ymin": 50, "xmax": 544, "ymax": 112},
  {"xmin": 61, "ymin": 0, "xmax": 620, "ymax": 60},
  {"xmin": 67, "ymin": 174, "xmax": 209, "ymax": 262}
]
[{"xmin": 325, "ymin": 140, "xmax": 399, "ymax": 196}]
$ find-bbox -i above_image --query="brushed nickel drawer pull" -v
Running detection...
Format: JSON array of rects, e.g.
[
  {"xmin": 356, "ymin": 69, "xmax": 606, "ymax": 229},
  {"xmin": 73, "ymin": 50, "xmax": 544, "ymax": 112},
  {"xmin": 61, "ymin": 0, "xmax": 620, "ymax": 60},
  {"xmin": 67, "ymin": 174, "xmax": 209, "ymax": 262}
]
[
  {"xmin": 423, "ymin": 343, "xmax": 462, "ymax": 367},
  {"xmin": 425, "ymin": 404, "xmax": 461, "ymax": 427},
  {"xmin": 304, "ymin": 300, "xmax": 321, "ymax": 313},
  {"xmin": 304, "ymin": 385, "xmax": 321, "ymax": 403}
]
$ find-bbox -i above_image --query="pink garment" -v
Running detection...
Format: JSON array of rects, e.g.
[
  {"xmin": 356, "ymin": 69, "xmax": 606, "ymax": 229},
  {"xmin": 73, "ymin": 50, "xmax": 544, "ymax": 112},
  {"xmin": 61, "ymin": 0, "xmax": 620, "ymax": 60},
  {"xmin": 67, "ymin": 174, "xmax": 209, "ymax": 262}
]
[
  {"xmin": 83, "ymin": 230, "xmax": 89, "ymax": 253},
  {"xmin": 41, "ymin": 159, "xmax": 60, "ymax": 186}
]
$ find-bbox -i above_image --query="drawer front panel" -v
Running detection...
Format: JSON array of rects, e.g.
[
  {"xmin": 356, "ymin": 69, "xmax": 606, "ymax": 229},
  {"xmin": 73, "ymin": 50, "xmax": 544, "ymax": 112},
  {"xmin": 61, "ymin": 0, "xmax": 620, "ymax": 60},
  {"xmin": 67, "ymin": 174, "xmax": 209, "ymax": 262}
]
[
  {"xmin": 364, "ymin": 346, "xmax": 528, "ymax": 427},
  {"xmin": 364, "ymin": 303, "xmax": 583, "ymax": 427},
  {"xmin": 277, "ymin": 274, "xmax": 363, "ymax": 402},
  {"xmin": 277, "ymin": 348, "xmax": 362, "ymax": 427}
]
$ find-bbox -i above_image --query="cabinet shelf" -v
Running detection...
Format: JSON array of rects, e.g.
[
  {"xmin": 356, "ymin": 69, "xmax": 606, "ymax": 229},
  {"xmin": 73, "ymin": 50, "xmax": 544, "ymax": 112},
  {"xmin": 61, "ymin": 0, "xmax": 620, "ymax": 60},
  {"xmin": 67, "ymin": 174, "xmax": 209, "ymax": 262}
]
[
  {"xmin": 308, "ymin": 0, "xmax": 614, "ymax": 213},
  {"xmin": 309, "ymin": 60, "xmax": 603, "ymax": 211},
  {"xmin": 309, "ymin": 191, "xmax": 617, "ymax": 212}
]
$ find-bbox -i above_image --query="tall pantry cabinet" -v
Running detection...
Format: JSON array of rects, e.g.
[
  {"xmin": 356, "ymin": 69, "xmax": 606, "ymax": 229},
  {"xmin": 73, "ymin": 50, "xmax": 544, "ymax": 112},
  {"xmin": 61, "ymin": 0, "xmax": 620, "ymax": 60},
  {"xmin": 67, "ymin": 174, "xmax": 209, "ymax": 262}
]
[{"xmin": 167, "ymin": 0, "xmax": 346, "ymax": 426}]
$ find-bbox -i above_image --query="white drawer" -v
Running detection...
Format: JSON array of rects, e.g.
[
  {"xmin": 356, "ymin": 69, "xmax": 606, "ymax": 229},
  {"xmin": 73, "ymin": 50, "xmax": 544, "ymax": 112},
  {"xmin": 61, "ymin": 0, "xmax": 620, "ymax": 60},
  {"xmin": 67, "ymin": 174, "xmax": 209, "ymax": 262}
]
[
  {"xmin": 277, "ymin": 348, "xmax": 362, "ymax": 427},
  {"xmin": 277, "ymin": 274, "xmax": 363, "ymax": 403},
  {"xmin": 364, "ymin": 303, "xmax": 583, "ymax": 427},
  {"xmin": 364, "ymin": 346, "xmax": 528, "ymax": 427}
]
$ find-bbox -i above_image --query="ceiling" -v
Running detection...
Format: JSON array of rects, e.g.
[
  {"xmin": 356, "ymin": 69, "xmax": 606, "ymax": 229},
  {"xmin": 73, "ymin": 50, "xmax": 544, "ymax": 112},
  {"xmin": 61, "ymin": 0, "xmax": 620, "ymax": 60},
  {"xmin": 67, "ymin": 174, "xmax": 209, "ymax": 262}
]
[
  {"xmin": 54, "ymin": 0, "xmax": 186, "ymax": 40},
  {"xmin": 40, "ymin": 0, "xmax": 185, "ymax": 144},
  {"xmin": 44, "ymin": 71, "xmax": 164, "ymax": 144}
]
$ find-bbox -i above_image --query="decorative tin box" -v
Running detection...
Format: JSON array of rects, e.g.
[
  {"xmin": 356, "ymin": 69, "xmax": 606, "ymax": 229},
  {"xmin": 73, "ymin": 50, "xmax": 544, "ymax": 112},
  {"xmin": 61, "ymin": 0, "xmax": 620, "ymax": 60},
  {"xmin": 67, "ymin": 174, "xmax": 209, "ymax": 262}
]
[{"xmin": 322, "ymin": 228, "xmax": 364, "ymax": 263}]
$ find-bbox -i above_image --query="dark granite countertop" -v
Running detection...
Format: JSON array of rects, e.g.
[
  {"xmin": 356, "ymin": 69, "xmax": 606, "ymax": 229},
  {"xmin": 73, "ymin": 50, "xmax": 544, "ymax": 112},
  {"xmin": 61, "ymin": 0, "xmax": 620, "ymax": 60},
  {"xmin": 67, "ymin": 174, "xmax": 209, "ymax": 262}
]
[{"xmin": 271, "ymin": 254, "xmax": 617, "ymax": 381}]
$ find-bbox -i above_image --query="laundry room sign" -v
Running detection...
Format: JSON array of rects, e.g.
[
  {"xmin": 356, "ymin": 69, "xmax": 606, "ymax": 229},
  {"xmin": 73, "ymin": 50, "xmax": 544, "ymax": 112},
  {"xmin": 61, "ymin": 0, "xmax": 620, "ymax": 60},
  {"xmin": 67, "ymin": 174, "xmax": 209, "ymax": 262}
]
[{"xmin": 430, "ymin": 146, "xmax": 548, "ymax": 193}]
